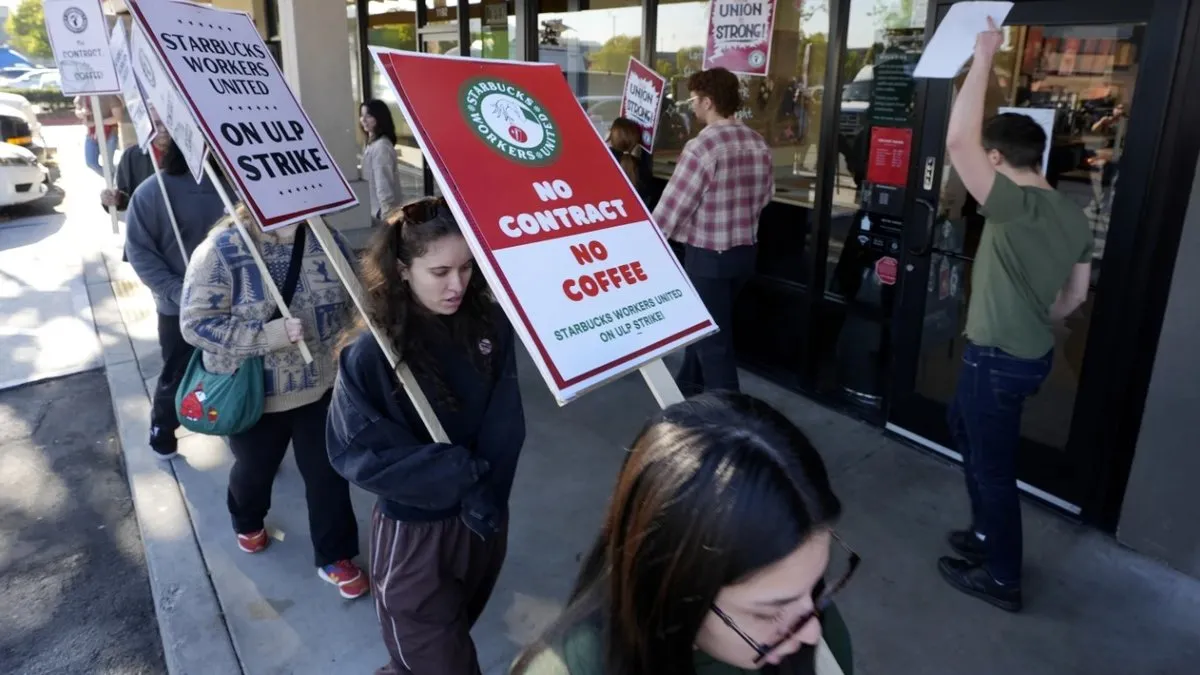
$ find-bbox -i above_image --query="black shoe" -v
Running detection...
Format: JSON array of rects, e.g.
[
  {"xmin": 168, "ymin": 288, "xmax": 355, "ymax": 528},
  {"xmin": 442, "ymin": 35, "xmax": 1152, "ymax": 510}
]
[
  {"xmin": 948, "ymin": 529, "xmax": 987, "ymax": 564},
  {"xmin": 938, "ymin": 557, "xmax": 1022, "ymax": 612},
  {"xmin": 149, "ymin": 429, "xmax": 178, "ymax": 461}
]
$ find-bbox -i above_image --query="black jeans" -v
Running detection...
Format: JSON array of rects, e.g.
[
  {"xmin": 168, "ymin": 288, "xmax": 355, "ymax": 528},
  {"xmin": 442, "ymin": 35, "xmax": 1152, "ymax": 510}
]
[
  {"xmin": 676, "ymin": 244, "xmax": 755, "ymax": 396},
  {"xmin": 150, "ymin": 313, "xmax": 195, "ymax": 449},
  {"xmin": 948, "ymin": 342, "xmax": 1052, "ymax": 585},
  {"xmin": 227, "ymin": 392, "xmax": 359, "ymax": 567}
]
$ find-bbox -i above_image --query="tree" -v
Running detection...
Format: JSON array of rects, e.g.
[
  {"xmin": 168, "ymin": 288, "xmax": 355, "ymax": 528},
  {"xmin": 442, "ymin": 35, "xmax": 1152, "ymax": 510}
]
[
  {"xmin": 6, "ymin": 0, "xmax": 52, "ymax": 60},
  {"xmin": 588, "ymin": 35, "xmax": 639, "ymax": 74},
  {"xmin": 655, "ymin": 59, "xmax": 677, "ymax": 80}
]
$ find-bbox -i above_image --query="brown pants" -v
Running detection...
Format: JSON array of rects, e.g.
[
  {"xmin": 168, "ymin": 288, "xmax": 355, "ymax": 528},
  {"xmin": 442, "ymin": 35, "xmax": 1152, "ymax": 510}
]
[{"xmin": 370, "ymin": 505, "xmax": 507, "ymax": 675}]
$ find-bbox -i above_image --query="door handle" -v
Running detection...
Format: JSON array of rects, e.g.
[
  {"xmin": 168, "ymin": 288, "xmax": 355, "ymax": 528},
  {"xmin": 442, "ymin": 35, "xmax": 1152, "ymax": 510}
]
[
  {"xmin": 908, "ymin": 197, "xmax": 976, "ymax": 263},
  {"xmin": 909, "ymin": 197, "xmax": 937, "ymax": 257}
]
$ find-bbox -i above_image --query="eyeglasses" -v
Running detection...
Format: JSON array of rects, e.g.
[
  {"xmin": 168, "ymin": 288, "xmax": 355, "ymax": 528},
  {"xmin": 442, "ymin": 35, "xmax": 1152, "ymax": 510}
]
[{"xmin": 710, "ymin": 533, "xmax": 860, "ymax": 665}]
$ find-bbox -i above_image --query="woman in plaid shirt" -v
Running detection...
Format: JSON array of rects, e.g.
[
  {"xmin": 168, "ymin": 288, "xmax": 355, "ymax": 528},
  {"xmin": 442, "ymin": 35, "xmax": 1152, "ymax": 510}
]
[{"xmin": 653, "ymin": 67, "xmax": 775, "ymax": 395}]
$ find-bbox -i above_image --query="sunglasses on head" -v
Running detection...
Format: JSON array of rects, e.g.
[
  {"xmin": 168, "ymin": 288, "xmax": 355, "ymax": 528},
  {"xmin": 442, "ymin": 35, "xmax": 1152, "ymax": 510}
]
[{"xmin": 389, "ymin": 196, "xmax": 448, "ymax": 227}]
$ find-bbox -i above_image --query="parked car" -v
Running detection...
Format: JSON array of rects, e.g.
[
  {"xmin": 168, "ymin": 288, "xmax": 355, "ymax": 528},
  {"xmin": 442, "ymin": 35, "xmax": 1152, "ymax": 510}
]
[
  {"xmin": 6, "ymin": 69, "xmax": 60, "ymax": 91},
  {"xmin": 0, "ymin": 92, "xmax": 43, "ymax": 136},
  {"xmin": 0, "ymin": 142, "xmax": 48, "ymax": 207},
  {"xmin": 0, "ymin": 103, "xmax": 57, "ymax": 184},
  {"xmin": 0, "ymin": 65, "xmax": 38, "ymax": 85}
]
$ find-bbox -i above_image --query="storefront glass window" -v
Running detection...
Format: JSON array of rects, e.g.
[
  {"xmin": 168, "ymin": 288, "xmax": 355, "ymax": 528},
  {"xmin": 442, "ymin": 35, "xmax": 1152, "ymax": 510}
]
[
  {"xmin": 363, "ymin": 0, "xmax": 423, "ymax": 199},
  {"xmin": 468, "ymin": 0, "xmax": 517, "ymax": 60},
  {"xmin": 654, "ymin": 0, "xmax": 831, "ymax": 286},
  {"xmin": 536, "ymin": 0, "xmax": 643, "ymax": 140}
]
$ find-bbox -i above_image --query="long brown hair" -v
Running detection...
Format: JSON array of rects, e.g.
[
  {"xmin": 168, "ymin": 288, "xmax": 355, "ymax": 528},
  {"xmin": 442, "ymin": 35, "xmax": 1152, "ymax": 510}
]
[
  {"xmin": 340, "ymin": 197, "xmax": 495, "ymax": 409},
  {"xmin": 511, "ymin": 392, "xmax": 842, "ymax": 675},
  {"xmin": 607, "ymin": 117, "xmax": 644, "ymax": 189}
]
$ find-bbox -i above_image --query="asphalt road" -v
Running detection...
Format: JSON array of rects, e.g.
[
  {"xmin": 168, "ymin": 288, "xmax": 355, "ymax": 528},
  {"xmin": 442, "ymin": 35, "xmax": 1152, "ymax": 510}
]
[{"xmin": 0, "ymin": 371, "xmax": 166, "ymax": 675}]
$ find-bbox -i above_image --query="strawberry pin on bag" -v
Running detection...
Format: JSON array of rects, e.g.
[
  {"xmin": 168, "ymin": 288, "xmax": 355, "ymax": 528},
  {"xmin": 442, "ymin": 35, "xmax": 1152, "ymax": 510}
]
[{"xmin": 175, "ymin": 225, "xmax": 307, "ymax": 435}]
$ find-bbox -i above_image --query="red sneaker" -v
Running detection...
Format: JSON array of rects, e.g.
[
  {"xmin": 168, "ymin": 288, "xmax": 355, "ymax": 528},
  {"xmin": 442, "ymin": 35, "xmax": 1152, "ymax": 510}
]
[
  {"xmin": 237, "ymin": 529, "xmax": 269, "ymax": 554},
  {"xmin": 318, "ymin": 560, "xmax": 369, "ymax": 599}
]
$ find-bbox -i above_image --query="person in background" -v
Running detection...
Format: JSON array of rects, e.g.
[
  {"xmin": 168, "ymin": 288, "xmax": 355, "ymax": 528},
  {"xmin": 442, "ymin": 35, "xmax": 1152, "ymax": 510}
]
[
  {"xmin": 653, "ymin": 67, "xmax": 774, "ymax": 396},
  {"xmin": 327, "ymin": 197, "xmax": 525, "ymax": 674},
  {"xmin": 75, "ymin": 95, "xmax": 122, "ymax": 176},
  {"xmin": 124, "ymin": 141, "xmax": 225, "ymax": 460},
  {"xmin": 360, "ymin": 99, "xmax": 402, "ymax": 225},
  {"xmin": 180, "ymin": 205, "xmax": 367, "ymax": 600},
  {"xmin": 606, "ymin": 117, "xmax": 651, "ymax": 203},
  {"xmin": 510, "ymin": 392, "xmax": 855, "ymax": 675},
  {"xmin": 102, "ymin": 106, "xmax": 170, "ymax": 214},
  {"xmin": 938, "ymin": 19, "xmax": 1093, "ymax": 612}
]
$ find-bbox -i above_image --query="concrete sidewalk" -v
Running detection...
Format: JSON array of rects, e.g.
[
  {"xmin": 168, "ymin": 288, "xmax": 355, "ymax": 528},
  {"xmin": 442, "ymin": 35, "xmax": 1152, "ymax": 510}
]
[{"xmin": 79, "ymin": 208, "xmax": 1200, "ymax": 675}]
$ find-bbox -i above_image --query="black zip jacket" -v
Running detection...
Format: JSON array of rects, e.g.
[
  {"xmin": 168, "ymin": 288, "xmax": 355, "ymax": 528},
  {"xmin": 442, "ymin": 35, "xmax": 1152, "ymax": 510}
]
[{"xmin": 326, "ymin": 309, "xmax": 525, "ymax": 537}]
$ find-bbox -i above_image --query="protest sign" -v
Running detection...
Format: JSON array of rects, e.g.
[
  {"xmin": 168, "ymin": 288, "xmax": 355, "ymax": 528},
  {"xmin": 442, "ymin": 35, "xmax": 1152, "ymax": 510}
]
[
  {"xmin": 130, "ymin": 24, "xmax": 207, "ymax": 182},
  {"xmin": 110, "ymin": 21, "xmax": 153, "ymax": 149},
  {"xmin": 127, "ymin": 0, "xmax": 357, "ymax": 230},
  {"xmin": 620, "ymin": 58, "xmax": 666, "ymax": 152},
  {"xmin": 43, "ymin": 0, "xmax": 120, "ymax": 95},
  {"xmin": 372, "ymin": 49, "xmax": 716, "ymax": 403},
  {"xmin": 703, "ymin": 0, "xmax": 778, "ymax": 76}
]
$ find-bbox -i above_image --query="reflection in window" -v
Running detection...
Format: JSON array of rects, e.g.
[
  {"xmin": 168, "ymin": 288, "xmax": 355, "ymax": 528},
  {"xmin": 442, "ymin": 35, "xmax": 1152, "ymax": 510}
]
[
  {"xmin": 537, "ymin": 0, "xmax": 643, "ymax": 142},
  {"xmin": 362, "ymin": 0, "xmax": 422, "ymax": 199},
  {"xmin": 653, "ymin": 0, "xmax": 831, "ymax": 212}
]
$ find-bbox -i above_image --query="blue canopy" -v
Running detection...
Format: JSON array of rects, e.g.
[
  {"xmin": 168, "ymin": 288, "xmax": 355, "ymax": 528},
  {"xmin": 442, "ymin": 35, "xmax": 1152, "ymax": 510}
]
[{"xmin": 0, "ymin": 47, "xmax": 34, "ymax": 69}]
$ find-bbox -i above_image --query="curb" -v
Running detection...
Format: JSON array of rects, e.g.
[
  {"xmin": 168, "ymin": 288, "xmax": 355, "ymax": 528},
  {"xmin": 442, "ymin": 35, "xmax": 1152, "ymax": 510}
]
[{"xmin": 83, "ymin": 246, "xmax": 243, "ymax": 675}]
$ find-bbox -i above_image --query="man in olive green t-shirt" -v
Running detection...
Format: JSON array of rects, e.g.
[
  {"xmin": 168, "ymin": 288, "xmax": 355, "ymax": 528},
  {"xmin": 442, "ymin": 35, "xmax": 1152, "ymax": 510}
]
[{"xmin": 936, "ymin": 19, "xmax": 1093, "ymax": 613}]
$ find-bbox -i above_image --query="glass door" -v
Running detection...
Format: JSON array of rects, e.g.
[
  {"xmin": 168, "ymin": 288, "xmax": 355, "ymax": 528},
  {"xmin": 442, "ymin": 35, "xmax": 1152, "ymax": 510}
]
[{"xmin": 888, "ymin": 1, "xmax": 1156, "ymax": 513}]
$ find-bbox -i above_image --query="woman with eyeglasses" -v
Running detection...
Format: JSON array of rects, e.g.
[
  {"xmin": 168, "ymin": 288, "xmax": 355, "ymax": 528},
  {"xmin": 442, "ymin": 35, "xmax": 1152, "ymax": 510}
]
[
  {"xmin": 510, "ymin": 391, "xmax": 855, "ymax": 675},
  {"xmin": 327, "ymin": 196, "xmax": 525, "ymax": 674}
]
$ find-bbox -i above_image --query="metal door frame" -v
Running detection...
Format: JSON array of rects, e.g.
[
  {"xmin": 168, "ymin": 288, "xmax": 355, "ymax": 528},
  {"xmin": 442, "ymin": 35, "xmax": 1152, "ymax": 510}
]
[{"xmin": 886, "ymin": 0, "xmax": 1197, "ymax": 524}]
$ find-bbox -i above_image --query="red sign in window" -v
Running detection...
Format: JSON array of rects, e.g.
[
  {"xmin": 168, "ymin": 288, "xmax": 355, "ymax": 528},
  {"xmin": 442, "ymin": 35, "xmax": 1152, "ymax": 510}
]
[{"xmin": 867, "ymin": 126, "xmax": 913, "ymax": 187}]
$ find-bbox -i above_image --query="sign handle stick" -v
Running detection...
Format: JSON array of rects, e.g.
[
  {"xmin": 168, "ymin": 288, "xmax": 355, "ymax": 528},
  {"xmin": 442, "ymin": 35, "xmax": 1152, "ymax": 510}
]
[
  {"xmin": 305, "ymin": 216, "xmax": 451, "ymax": 444},
  {"xmin": 90, "ymin": 96, "xmax": 120, "ymax": 234},
  {"xmin": 148, "ymin": 151, "xmax": 188, "ymax": 266},
  {"xmin": 639, "ymin": 358, "xmax": 685, "ymax": 408},
  {"xmin": 204, "ymin": 162, "xmax": 313, "ymax": 365}
]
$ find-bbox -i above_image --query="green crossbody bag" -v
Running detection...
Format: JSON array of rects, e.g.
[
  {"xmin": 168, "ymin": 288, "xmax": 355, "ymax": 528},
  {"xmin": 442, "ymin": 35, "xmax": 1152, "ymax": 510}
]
[{"xmin": 175, "ymin": 226, "xmax": 306, "ymax": 436}]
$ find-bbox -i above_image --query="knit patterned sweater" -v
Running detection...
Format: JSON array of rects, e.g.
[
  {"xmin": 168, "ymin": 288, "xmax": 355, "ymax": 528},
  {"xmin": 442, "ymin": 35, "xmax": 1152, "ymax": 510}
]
[{"xmin": 180, "ymin": 225, "xmax": 356, "ymax": 414}]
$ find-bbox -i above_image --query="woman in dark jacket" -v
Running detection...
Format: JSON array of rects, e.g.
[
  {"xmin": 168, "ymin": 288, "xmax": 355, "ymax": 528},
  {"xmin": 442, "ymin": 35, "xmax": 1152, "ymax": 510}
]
[{"xmin": 327, "ymin": 196, "xmax": 525, "ymax": 674}]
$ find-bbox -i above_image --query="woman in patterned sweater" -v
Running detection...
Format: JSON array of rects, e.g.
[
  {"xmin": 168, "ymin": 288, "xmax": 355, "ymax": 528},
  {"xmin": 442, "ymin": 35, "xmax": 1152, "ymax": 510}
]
[{"xmin": 179, "ymin": 205, "xmax": 368, "ymax": 600}]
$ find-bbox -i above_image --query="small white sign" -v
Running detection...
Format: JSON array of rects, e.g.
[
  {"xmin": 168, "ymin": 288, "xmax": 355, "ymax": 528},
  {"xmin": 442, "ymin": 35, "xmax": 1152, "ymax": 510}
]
[
  {"xmin": 131, "ymin": 24, "xmax": 207, "ymax": 182},
  {"xmin": 913, "ymin": 1, "xmax": 1014, "ymax": 79},
  {"xmin": 998, "ymin": 106, "xmax": 1056, "ymax": 175},
  {"xmin": 110, "ymin": 21, "xmax": 153, "ymax": 149},
  {"xmin": 127, "ymin": 0, "xmax": 357, "ymax": 230},
  {"xmin": 43, "ymin": 0, "xmax": 120, "ymax": 95}
]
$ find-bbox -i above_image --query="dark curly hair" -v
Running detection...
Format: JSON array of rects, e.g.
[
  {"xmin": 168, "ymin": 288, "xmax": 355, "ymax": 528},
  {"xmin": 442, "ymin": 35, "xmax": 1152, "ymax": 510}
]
[
  {"xmin": 687, "ymin": 67, "xmax": 742, "ymax": 118},
  {"xmin": 341, "ymin": 197, "xmax": 496, "ymax": 409}
]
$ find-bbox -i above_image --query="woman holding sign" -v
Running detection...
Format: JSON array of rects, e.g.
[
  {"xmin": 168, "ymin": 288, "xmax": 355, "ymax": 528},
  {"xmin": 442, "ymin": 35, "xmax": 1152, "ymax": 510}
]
[
  {"xmin": 327, "ymin": 196, "xmax": 525, "ymax": 673},
  {"xmin": 510, "ymin": 392, "xmax": 855, "ymax": 675},
  {"xmin": 180, "ymin": 206, "xmax": 368, "ymax": 600}
]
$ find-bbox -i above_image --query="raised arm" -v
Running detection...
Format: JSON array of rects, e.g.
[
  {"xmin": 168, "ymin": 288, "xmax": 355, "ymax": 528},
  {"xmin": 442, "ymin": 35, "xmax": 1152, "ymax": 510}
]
[{"xmin": 945, "ymin": 18, "xmax": 1005, "ymax": 206}]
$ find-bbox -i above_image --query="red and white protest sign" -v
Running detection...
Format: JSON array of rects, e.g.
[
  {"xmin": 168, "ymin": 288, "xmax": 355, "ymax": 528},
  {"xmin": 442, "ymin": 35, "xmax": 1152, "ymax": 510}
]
[
  {"xmin": 371, "ymin": 49, "xmax": 716, "ymax": 403},
  {"xmin": 703, "ymin": 0, "xmax": 778, "ymax": 76},
  {"xmin": 127, "ymin": 0, "xmax": 356, "ymax": 229},
  {"xmin": 620, "ymin": 58, "xmax": 666, "ymax": 152}
]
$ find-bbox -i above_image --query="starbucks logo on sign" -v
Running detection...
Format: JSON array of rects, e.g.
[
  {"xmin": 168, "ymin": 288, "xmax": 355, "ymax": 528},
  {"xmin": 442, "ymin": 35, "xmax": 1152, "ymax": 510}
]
[
  {"xmin": 137, "ymin": 50, "xmax": 156, "ymax": 88},
  {"xmin": 461, "ymin": 79, "xmax": 560, "ymax": 166},
  {"xmin": 63, "ymin": 7, "xmax": 88, "ymax": 34},
  {"xmin": 748, "ymin": 50, "xmax": 766, "ymax": 68}
]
